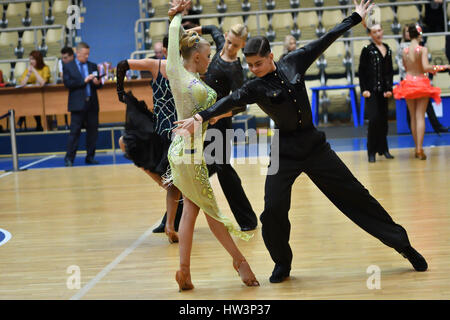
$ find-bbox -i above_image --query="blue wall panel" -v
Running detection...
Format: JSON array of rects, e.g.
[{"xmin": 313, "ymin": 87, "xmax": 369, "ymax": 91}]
[{"xmin": 79, "ymin": 0, "xmax": 140, "ymax": 66}]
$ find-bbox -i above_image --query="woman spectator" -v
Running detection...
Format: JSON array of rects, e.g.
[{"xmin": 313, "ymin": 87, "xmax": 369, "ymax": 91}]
[{"xmin": 17, "ymin": 50, "xmax": 51, "ymax": 131}]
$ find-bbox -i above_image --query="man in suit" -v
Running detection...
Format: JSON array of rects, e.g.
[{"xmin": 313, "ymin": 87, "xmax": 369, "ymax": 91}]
[{"xmin": 63, "ymin": 42, "xmax": 102, "ymax": 167}]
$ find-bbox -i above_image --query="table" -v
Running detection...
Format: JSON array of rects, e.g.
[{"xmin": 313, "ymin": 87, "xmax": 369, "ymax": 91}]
[{"xmin": 0, "ymin": 79, "xmax": 153, "ymax": 131}]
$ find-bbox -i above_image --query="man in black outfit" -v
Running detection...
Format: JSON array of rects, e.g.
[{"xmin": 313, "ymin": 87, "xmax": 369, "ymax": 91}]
[
  {"xmin": 358, "ymin": 24, "xmax": 395, "ymax": 163},
  {"xmin": 63, "ymin": 42, "xmax": 102, "ymax": 166},
  {"xmin": 175, "ymin": 0, "xmax": 428, "ymax": 283},
  {"xmin": 197, "ymin": 23, "xmax": 258, "ymax": 231}
]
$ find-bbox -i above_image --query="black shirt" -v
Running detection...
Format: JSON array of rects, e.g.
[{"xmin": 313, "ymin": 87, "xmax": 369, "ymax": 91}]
[
  {"xmin": 358, "ymin": 42, "xmax": 394, "ymax": 94},
  {"xmin": 202, "ymin": 25, "xmax": 246, "ymax": 115},
  {"xmin": 198, "ymin": 12, "xmax": 362, "ymax": 132}
]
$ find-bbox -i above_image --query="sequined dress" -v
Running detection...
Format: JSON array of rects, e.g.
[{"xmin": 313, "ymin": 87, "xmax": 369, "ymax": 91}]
[{"xmin": 165, "ymin": 14, "xmax": 252, "ymax": 241}]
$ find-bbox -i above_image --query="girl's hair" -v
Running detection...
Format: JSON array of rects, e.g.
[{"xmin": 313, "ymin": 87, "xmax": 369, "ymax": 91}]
[
  {"xmin": 229, "ymin": 23, "xmax": 248, "ymax": 41},
  {"xmin": 179, "ymin": 31, "xmax": 210, "ymax": 59},
  {"xmin": 408, "ymin": 23, "xmax": 422, "ymax": 40},
  {"xmin": 283, "ymin": 35, "xmax": 296, "ymax": 54},
  {"xmin": 29, "ymin": 50, "xmax": 45, "ymax": 69}
]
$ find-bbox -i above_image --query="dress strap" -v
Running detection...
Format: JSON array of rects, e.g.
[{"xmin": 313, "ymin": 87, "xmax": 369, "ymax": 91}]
[{"xmin": 158, "ymin": 59, "xmax": 162, "ymax": 75}]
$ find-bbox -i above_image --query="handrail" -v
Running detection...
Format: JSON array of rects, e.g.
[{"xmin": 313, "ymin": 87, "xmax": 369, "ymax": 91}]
[
  {"xmin": 134, "ymin": 0, "xmax": 445, "ymax": 53},
  {"xmin": 0, "ymin": 24, "xmax": 65, "ymax": 33},
  {"xmin": 0, "ymin": 0, "xmax": 43, "ymax": 4}
]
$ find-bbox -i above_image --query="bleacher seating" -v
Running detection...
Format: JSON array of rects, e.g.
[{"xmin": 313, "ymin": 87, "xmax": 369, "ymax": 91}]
[{"xmin": 0, "ymin": 0, "xmax": 74, "ymax": 85}]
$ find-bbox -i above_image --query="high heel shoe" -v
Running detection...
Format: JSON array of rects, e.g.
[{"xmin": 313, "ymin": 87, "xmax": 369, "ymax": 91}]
[
  {"xmin": 165, "ymin": 226, "xmax": 179, "ymax": 244},
  {"xmin": 175, "ymin": 269, "xmax": 194, "ymax": 292},
  {"xmin": 415, "ymin": 149, "xmax": 427, "ymax": 160},
  {"xmin": 233, "ymin": 259, "xmax": 260, "ymax": 287}
]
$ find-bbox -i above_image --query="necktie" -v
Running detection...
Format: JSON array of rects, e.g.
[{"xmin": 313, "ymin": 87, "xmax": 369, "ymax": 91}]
[{"xmin": 80, "ymin": 62, "xmax": 91, "ymax": 97}]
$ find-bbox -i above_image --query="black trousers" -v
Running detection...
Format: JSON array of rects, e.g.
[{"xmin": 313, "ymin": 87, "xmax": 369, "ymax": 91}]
[
  {"xmin": 366, "ymin": 92, "xmax": 389, "ymax": 155},
  {"xmin": 65, "ymin": 99, "xmax": 99, "ymax": 161},
  {"xmin": 204, "ymin": 117, "xmax": 258, "ymax": 228},
  {"xmin": 261, "ymin": 128, "xmax": 411, "ymax": 268}
]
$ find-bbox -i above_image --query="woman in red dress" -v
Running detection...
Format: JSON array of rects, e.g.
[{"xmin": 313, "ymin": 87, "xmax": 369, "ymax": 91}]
[{"xmin": 393, "ymin": 24, "xmax": 449, "ymax": 159}]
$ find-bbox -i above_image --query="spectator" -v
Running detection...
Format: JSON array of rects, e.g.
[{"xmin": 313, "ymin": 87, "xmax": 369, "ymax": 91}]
[
  {"xmin": 151, "ymin": 41, "xmax": 164, "ymax": 60},
  {"xmin": 58, "ymin": 46, "xmax": 75, "ymax": 81},
  {"xmin": 0, "ymin": 69, "xmax": 5, "ymax": 87},
  {"xmin": 279, "ymin": 35, "xmax": 297, "ymax": 60},
  {"xmin": 358, "ymin": 24, "xmax": 395, "ymax": 163},
  {"xmin": 63, "ymin": 42, "xmax": 102, "ymax": 167},
  {"xmin": 422, "ymin": 0, "xmax": 445, "ymax": 34},
  {"xmin": 17, "ymin": 50, "xmax": 51, "ymax": 131},
  {"xmin": 58, "ymin": 46, "xmax": 75, "ymax": 129}
]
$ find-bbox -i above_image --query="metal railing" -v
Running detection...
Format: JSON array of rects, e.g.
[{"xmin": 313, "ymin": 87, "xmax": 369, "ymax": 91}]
[{"xmin": 0, "ymin": 109, "xmax": 19, "ymax": 171}]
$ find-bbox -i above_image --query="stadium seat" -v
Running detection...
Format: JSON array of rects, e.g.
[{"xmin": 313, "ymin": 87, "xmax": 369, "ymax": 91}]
[
  {"xmin": 297, "ymin": 11, "xmax": 318, "ymax": 28},
  {"xmin": 221, "ymin": 16, "xmax": 245, "ymax": 34},
  {"xmin": 0, "ymin": 62, "xmax": 11, "ymax": 82},
  {"xmin": 322, "ymin": 10, "xmax": 343, "ymax": 28},
  {"xmin": 271, "ymin": 13, "xmax": 293, "ymax": 30},
  {"xmin": 148, "ymin": 21, "xmax": 169, "ymax": 40},
  {"xmin": 14, "ymin": 61, "xmax": 28, "ymax": 81},
  {"xmin": 433, "ymin": 72, "xmax": 450, "ymax": 94},
  {"xmin": 397, "ymin": 5, "xmax": 420, "ymax": 24},
  {"xmin": 22, "ymin": 30, "xmax": 42, "ymax": 46},
  {"xmin": 53, "ymin": 0, "xmax": 70, "ymax": 14}
]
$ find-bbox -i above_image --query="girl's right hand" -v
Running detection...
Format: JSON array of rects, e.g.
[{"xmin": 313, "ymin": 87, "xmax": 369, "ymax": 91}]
[{"xmin": 168, "ymin": 0, "xmax": 191, "ymax": 18}]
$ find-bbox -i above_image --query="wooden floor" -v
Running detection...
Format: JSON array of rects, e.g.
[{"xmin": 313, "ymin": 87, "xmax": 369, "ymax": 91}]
[{"xmin": 0, "ymin": 146, "xmax": 449, "ymax": 300}]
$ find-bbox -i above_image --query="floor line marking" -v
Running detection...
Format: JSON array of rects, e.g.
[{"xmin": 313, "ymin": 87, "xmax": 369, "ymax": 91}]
[{"xmin": 70, "ymin": 220, "xmax": 162, "ymax": 300}]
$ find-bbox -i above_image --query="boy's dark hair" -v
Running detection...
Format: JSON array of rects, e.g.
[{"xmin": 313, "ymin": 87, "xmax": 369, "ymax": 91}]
[
  {"xmin": 61, "ymin": 46, "xmax": 74, "ymax": 56},
  {"xmin": 243, "ymin": 36, "xmax": 271, "ymax": 57},
  {"xmin": 163, "ymin": 35, "xmax": 168, "ymax": 49}
]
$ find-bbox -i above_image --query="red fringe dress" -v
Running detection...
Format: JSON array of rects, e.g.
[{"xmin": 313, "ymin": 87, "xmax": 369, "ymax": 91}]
[{"xmin": 393, "ymin": 46, "xmax": 442, "ymax": 104}]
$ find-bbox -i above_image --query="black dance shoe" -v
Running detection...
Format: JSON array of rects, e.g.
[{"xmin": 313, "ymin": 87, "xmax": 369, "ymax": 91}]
[
  {"xmin": 269, "ymin": 264, "xmax": 291, "ymax": 283},
  {"xmin": 383, "ymin": 151, "xmax": 395, "ymax": 159},
  {"xmin": 85, "ymin": 158, "xmax": 100, "ymax": 165},
  {"xmin": 240, "ymin": 224, "xmax": 257, "ymax": 232},
  {"xmin": 437, "ymin": 126, "xmax": 448, "ymax": 133},
  {"xmin": 64, "ymin": 158, "xmax": 73, "ymax": 167},
  {"xmin": 368, "ymin": 154, "xmax": 376, "ymax": 163},
  {"xmin": 399, "ymin": 246, "xmax": 428, "ymax": 272},
  {"xmin": 152, "ymin": 223, "xmax": 165, "ymax": 233}
]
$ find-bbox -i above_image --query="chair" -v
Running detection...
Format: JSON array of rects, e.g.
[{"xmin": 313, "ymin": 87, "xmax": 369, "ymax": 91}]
[
  {"xmin": 5, "ymin": 3, "xmax": 26, "ymax": 18},
  {"xmin": 22, "ymin": 30, "xmax": 42, "ymax": 47},
  {"xmin": 149, "ymin": 21, "xmax": 169, "ymax": 40},
  {"xmin": 245, "ymin": 14, "xmax": 268, "ymax": 33},
  {"xmin": 272, "ymin": 43, "xmax": 284, "ymax": 61},
  {"xmin": 14, "ymin": 61, "xmax": 28, "ymax": 82},
  {"xmin": 433, "ymin": 72, "xmax": 450, "ymax": 94},
  {"xmin": 322, "ymin": 10, "xmax": 343, "ymax": 28},
  {"xmin": 397, "ymin": 5, "xmax": 420, "ymax": 24},
  {"xmin": 0, "ymin": 62, "xmax": 12, "ymax": 82},
  {"xmin": 297, "ymin": 11, "xmax": 319, "ymax": 28},
  {"xmin": 46, "ymin": 28, "xmax": 64, "ymax": 44},
  {"xmin": 271, "ymin": 13, "xmax": 293, "ymax": 30},
  {"xmin": 380, "ymin": 6, "xmax": 394, "ymax": 23},
  {"xmin": 221, "ymin": 16, "xmax": 244, "ymax": 34},
  {"xmin": 324, "ymin": 41, "xmax": 346, "ymax": 74},
  {"xmin": 53, "ymin": 0, "xmax": 70, "ymax": 14}
]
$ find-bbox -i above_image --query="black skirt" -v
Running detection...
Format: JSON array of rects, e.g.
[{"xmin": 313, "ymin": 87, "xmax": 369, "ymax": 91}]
[{"xmin": 122, "ymin": 92, "xmax": 171, "ymax": 176}]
